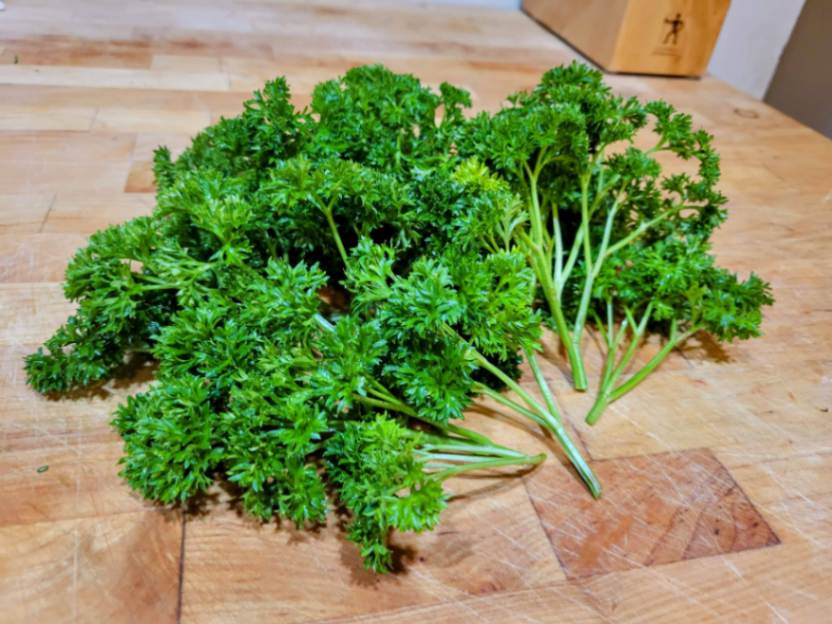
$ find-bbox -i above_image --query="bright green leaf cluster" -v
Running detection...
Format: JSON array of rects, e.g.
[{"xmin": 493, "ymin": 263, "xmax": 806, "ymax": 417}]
[
  {"xmin": 26, "ymin": 62, "xmax": 770, "ymax": 572},
  {"xmin": 26, "ymin": 65, "xmax": 559, "ymax": 572}
]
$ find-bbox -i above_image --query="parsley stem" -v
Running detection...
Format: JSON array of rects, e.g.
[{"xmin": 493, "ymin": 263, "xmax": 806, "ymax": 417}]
[
  {"xmin": 322, "ymin": 204, "xmax": 349, "ymax": 267},
  {"xmin": 472, "ymin": 381, "xmax": 601, "ymax": 498},
  {"xmin": 449, "ymin": 330, "xmax": 593, "ymax": 493},
  {"xmin": 579, "ymin": 174, "xmax": 593, "ymax": 275},
  {"xmin": 524, "ymin": 346, "xmax": 560, "ymax": 422},
  {"xmin": 542, "ymin": 284, "xmax": 586, "ymax": 392},
  {"xmin": 357, "ymin": 395, "xmax": 407, "ymax": 414},
  {"xmin": 552, "ymin": 203, "xmax": 563, "ymax": 285},
  {"xmin": 586, "ymin": 320, "xmax": 700, "ymax": 425},
  {"xmin": 431, "ymin": 453, "xmax": 545, "ymax": 481},
  {"xmin": 313, "ymin": 313, "xmax": 335, "ymax": 331},
  {"xmin": 584, "ymin": 395, "xmax": 609, "ymax": 427},
  {"xmin": 420, "ymin": 452, "xmax": 503, "ymax": 463},
  {"xmin": 467, "ymin": 349, "xmax": 550, "ymax": 419},
  {"xmin": 419, "ymin": 443, "xmax": 533, "ymax": 460},
  {"xmin": 598, "ymin": 314, "xmax": 628, "ymax": 390},
  {"xmin": 474, "ymin": 383, "xmax": 546, "ymax": 427},
  {"xmin": 445, "ymin": 423, "xmax": 494, "ymax": 447},
  {"xmin": 571, "ymin": 187, "xmax": 624, "ymax": 383},
  {"xmin": 606, "ymin": 306, "xmax": 651, "ymax": 384},
  {"xmin": 608, "ymin": 324, "xmax": 697, "ymax": 402},
  {"xmin": 361, "ymin": 380, "xmax": 518, "ymax": 454},
  {"xmin": 521, "ymin": 238, "xmax": 588, "ymax": 391},
  {"xmin": 558, "ymin": 226, "xmax": 585, "ymax": 297},
  {"xmin": 525, "ymin": 165, "xmax": 545, "ymax": 247},
  {"xmin": 603, "ymin": 202, "xmax": 686, "ymax": 258}
]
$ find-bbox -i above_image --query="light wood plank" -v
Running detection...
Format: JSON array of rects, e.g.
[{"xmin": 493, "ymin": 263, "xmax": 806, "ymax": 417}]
[
  {"xmin": 0, "ymin": 64, "xmax": 229, "ymax": 92},
  {"xmin": 0, "ymin": 511, "xmax": 181, "ymax": 623},
  {"xmin": 0, "ymin": 105, "xmax": 95, "ymax": 130},
  {"xmin": 93, "ymin": 107, "xmax": 211, "ymax": 134}
]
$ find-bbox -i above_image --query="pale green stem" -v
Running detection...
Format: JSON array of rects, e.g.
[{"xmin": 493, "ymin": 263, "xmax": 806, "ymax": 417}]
[
  {"xmin": 524, "ymin": 346, "xmax": 561, "ymax": 422},
  {"xmin": 432, "ymin": 453, "xmax": 546, "ymax": 480},
  {"xmin": 604, "ymin": 203, "xmax": 687, "ymax": 259},
  {"xmin": 322, "ymin": 203, "xmax": 349, "ymax": 267},
  {"xmin": 474, "ymin": 383, "xmax": 547, "ymax": 427}
]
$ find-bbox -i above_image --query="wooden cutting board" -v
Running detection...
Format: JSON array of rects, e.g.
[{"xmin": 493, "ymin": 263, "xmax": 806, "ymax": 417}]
[{"xmin": 1, "ymin": 1, "xmax": 830, "ymax": 622}]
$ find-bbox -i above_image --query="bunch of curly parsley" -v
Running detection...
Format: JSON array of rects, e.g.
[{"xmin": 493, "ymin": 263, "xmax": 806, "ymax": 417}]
[{"xmin": 26, "ymin": 63, "xmax": 771, "ymax": 572}]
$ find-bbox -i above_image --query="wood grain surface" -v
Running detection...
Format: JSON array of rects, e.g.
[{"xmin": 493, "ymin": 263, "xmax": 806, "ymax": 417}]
[{"xmin": 1, "ymin": 1, "xmax": 831, "ymax": 622}]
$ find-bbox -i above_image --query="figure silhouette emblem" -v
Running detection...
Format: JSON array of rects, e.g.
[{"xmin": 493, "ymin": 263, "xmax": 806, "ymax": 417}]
[{"xmin": 663, "ymin": 13, "xmax": 684, "ymax": 45}]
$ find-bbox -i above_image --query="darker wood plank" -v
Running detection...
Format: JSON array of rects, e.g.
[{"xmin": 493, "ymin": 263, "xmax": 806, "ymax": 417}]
[{"xmin": 526, "ymin": 448, "xmax": 780, "ymax": 579}]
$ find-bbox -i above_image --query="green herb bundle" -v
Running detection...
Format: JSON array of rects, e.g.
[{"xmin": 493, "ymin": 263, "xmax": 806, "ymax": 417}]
[
  {"xmin": 458, "ymin": 63, "xmax": 772, "ymax": 422},
  {"xmin": 25, "ymin": 63, "xmax": 771, "ymax": 572}
]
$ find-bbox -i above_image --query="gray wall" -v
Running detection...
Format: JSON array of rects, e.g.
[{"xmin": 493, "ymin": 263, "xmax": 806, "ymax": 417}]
[
  {"xmin": 765, "ymin": 0, "xmax": 832, "ymax": 138},
  {"xmin": 707, "ymin": 0, "xmax": 805, "ymax": 99}
]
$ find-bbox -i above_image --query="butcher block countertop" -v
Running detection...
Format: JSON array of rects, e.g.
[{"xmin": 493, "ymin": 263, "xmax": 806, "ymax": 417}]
[{"xmin": 1, "ymin": 1, "xmax": 831, "ymax": 622}]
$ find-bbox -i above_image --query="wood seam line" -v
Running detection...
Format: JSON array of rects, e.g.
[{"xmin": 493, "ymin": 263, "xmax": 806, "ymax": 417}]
[
  {"xmin": 176, "ymin": 514, "xmax": 187, "ymax": 624},
  {"xmin": 713, "ymin": 451, "xmax": 783, "ymax": 548},
  {"xmin": 520, "ymin": 474, "xmax": 571, "ymax": 577}
]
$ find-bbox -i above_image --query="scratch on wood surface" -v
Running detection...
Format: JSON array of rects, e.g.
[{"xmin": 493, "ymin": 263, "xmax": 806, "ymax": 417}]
[{"xmin": 36, "ymin": 193, "xmax": 56, "ymax": 233}]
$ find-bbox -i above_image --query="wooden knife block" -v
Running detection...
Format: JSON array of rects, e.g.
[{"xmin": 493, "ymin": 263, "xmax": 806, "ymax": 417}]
[{"xmin": 523, "ymin": 0, "xmax": 731, "ymax": 77}]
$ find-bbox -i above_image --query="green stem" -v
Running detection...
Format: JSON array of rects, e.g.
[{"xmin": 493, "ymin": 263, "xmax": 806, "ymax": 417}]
[
  {"xmin": 606, "ymin": 306, "xmax": 651, "ymax": 384},
  {"xmin": 467, "ymin": 349, "xmax": 550, "ymax": 419},
  {"xmin": 579, "ymin": 175, "xmax": 593, "ymax": 275},
  {"xmin": 572, "ymin": 198, "xmax": 620, "ymax": 350},
  {"xmin": 419, "ymin": 441, "xmax": 528, "ymax": 460},
  {"xmin": 539, "ymin": 410, "xmax": 602, "ymax": 498},
  {"xmin": 364, "ymin": 380, "xmax": 520, "ymax": 455},
  {"xmin": 474, "ymin": 383, "xmax": 546, "ymax": 427},
  {"xmin": 517, "ymin": 227, "xmax": 588, "ymax": 391},
  {"xmin": 608, "ymin": 323, "xmax": 698, "ymax": 402},
  {"xmin": 317, "ymin": 316, "xmax": 517, "ymax": 453},
  {"xmin": 432, "ymin": 453, "xmax": 545, "ymax": 480},
  {"xmin": 367, "ymin": 384, "xmax": 415, "ymax": 414},
  {"xmin": 584, "ymin": 395, "xmax": 609, "ymax": 426},
  {"xmin": 599, "ymin": 315, "xmax": 628, "ymax": 390},
  {"xmin": 314, "ymin": 312, "xmax": 335, "ymax": 332},
  {"xmin": 539, "ymin": 283, "xmax": 588, "ymax": 391},
  {"xmin": 445, "ymin": 423, "xmax": 493, "ymax": 447},
  {"xmin": 608, "ymin": 343, "xmax": 673, "ymax": 402},
  {"xmin": 356, "ymin": 395, "xmax": 407, "ymax": 414},
  {"xmin": 322, "ymin": 203, "xmax": 349, "ymax": 267},
  {"xmin": 585, "ymin": 308, "xmax": 648, "ymax": 426},
  {"xmin": 586, "ymin": 322, "xmax": 699, "ymax": 425},
  {"xmin": 552, "ymin": 205, "xmax": 563, "ymax": 284},
  {"xmin": 525, "ymin": 166, "xmax": 545, "ymax": 246},
  {"xmin": 524, "ymin": 346, "xmax": 561, "ymax": 421},
  {"xmin": 604, "ymin": 203, "xmax": 686, "ymax": 259},
  {"xmin": 473, "ymin": 379, "xmax": 601, "ymax": 498},
  {"xmin": 558, "ymin": 226, "xmax": 585, "ymax": 296}
]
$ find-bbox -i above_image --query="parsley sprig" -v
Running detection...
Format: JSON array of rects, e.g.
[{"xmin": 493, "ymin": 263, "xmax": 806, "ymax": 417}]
[{"xmin": 458, "ymin": 62, "xmax": 772, "ymax": 423}]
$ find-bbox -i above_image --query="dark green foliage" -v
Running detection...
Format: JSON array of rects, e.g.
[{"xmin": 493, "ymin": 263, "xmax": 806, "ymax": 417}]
[
  {"xmin": 26, "ymin": 64, "xmax": 556, "ymax": 573},
  {"xmin": 325, "ymin": 415, "xmax": 448, "ymax": 571},
  {"xmin": 343, "ymin": 238, "xmax": 541, "ymax": 426},
  {"xmin": 593, "ymin": 236, "xmax": 773, "ymax": 342},
  {"xmin": 306, "ymin": 64, "xmax": 469, "ymax": 171},
  {"xmin": 25, "ymin": 62, "xmax": 769, "ymax": 572},
  {"xmin": 113, "ymin": 375, "xmax": 223, "ymax": 504}
]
